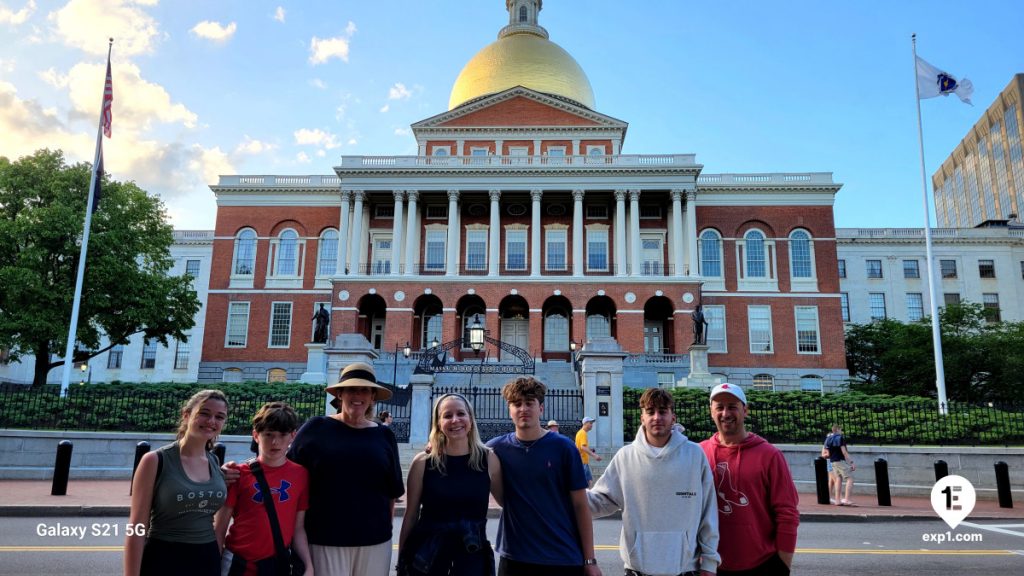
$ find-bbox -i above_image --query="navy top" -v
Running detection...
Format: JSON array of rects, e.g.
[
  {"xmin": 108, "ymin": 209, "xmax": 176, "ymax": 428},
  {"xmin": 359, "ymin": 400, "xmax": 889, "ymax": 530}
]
[
  {"xmin": 287, "ymin": 416, "xmax": 404, "ymax": 546},
  {"xmin": 826, "ymin": 433, "xmax": 848, "ymax": 462},
  {"xmin": 486, "ymin": 431, "xmax": 587, "ymax": 566},
  {"xmin": 420, "ymin": 454, "xmax": 490, "ymax": 525}
]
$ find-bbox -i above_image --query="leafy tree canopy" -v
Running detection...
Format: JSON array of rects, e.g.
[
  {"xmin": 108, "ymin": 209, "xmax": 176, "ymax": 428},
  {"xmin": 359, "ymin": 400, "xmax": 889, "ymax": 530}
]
[{"xmin": 0, "ymin": 149, "xmax": 201, "ymax": 386}]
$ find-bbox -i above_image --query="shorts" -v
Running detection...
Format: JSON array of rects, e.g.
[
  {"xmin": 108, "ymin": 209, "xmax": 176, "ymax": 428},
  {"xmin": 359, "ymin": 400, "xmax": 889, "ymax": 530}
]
[
  {"xmin": 582, "ymin": 463, "xmax": 593, "ymax": 485},
  {"xmin": 832, "ymin": 460, "xmax": 853, "ymax": 481}
]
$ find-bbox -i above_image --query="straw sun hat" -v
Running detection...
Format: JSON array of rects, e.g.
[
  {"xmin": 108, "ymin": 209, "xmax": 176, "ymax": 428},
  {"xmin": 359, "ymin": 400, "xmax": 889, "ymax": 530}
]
[{"xmin": 325, "ymin": 362, "xmax": 393, "ymax": 402}]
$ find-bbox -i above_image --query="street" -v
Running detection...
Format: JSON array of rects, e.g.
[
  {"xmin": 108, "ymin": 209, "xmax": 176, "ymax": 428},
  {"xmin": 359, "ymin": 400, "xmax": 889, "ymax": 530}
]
[{"xmin": 0, "ymin": 516, "xmax": 1022, "ymax": 575}]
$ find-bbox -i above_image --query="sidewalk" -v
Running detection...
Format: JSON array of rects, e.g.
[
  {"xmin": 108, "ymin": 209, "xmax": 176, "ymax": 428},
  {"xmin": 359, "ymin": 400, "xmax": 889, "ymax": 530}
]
[{"xmin": 1, "ymin": 479, "xmax": 1021, "ymax": 521}]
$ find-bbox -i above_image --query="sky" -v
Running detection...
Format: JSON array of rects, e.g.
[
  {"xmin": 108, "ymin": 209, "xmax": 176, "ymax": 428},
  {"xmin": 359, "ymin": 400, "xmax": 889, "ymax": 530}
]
[{"xmin": 1, "ymin": 0, "xmax": 1022, "ymax": 231}]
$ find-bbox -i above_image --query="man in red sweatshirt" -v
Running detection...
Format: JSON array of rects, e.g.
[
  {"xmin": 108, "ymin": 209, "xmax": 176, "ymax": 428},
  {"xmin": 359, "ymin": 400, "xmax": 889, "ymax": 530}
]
[{"xmin": 700, "ymin": 383, "xmax": 799, "ymax": 575}]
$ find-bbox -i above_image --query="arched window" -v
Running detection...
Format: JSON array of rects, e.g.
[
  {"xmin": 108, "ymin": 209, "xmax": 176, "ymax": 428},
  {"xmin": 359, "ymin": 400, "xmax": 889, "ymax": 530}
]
[
  {"xmin": 586, "ymin": 313, "xmax": 610, "ymax": 340},
  {"xmin": 519, "ymin": 5, "xmax": 528, "ymax": 22},
  {"xmin": 544, "ymin": 308, "xmax": 570, "ymax": 351},
  {"xmin": 744, "ymin": 230, "xmax": 766, "ymax": 278},
  {"xmin": 789, "ymin": 230, "xmax": 813, "ymax": 278},
  {"xmin": 800, "ymin": 375, "xmax": 823, "ymax": 392},
  {"xmin": 276, "ymin": 229, "xmax": 298, "ymax": 276},
  {"xmin": 699, "ymin": 229, "xmax": 722, "ymax": 277},
  {"xmin": 232, "ymin": 229, "xmax": 257, "ymax": 276},
  {"xmin": 267, "ymin": 368, "xmax": 288, "ymax": 383},
  {"xmin": 317, "ymin": 229, "xmax": 339, "ymax": 276},
  {"xmin": 222, "ymin": 368, "xmax": 243, "ymax": 383},
  {"xmin": 461, "ymin": 307, "xmax": 486, "ymax": 349},
  {"xmin": 752, "ymin": 374, "xmax": 774, "ymax": 391}
]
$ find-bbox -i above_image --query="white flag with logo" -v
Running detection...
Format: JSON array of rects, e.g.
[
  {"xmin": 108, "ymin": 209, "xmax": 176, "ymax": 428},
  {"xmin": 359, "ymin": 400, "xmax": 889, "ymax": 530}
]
[{"xmin": 916, "ymin": 56, "xmax": 973, "ymax": 104}]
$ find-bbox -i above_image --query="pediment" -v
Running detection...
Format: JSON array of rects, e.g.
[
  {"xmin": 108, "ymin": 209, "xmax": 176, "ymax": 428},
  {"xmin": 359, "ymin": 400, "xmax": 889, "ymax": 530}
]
[{"xmin": 412, "ymin": 86, "xmax": 626, "ymax": 130}]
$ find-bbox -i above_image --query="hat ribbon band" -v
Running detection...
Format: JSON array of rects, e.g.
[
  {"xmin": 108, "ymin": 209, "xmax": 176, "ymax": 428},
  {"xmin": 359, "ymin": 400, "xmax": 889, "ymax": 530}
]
[{"xmin": 340, "ymin": 369, "xmax": 377, "ymax": 384}]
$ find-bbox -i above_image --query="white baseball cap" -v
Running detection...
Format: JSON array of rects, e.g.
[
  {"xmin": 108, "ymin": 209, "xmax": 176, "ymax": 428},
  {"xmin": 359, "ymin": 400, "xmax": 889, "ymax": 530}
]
[{"xmin": 709, "ymin": 382, "xmax": 747, "ymax": 405}]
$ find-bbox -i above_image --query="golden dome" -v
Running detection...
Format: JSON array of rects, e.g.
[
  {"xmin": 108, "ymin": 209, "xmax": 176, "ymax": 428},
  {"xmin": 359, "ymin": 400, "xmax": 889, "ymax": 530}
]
[{"xmin": 448, "ymin": 32, "xmax": 595, "ymax": 111}]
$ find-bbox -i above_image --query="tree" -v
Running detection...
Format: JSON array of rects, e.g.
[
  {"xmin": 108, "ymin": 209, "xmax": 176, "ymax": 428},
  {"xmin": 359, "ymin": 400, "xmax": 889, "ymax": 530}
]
[{"xmin": 0, "ymin": 149, "xmax": 201, "ymax": 387}]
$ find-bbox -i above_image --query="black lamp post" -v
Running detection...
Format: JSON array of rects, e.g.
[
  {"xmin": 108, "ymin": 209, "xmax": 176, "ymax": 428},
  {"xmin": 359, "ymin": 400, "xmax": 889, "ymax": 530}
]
[{"xmin": 392, "ymin": 341, "xmax": 411, "ymax": 386}]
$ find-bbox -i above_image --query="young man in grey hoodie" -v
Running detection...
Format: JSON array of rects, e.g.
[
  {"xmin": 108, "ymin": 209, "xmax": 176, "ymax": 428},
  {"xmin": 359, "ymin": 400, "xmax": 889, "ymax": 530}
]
[{"xmin": 587, "ymin": 388, "xmax": 720, "ymax": 576}]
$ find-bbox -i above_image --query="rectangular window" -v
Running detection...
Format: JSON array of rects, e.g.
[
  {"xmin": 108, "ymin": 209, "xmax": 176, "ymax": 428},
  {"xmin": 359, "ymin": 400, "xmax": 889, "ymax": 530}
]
[
  {"xmin": 943, "ymin": 292, "xmax": 961, "ymax": 306},
  {"xmin": 174, "ymin": 339, "xmax": 190, "ymax": 370},
  {"xmin": 586, "ymin": 229, "xmax": 609, "ymax": 271},
  {"xmin": 140, "ymin": 339, "xmax": 157, "ymax": 369},
  {"xmin": 185, "ymin": 259, "xmax": 201, "ymax": 278},
  {"xmin": 425, "ymin": 230, "xmax": 446, "ymax": 271},
  {"xmin": 466, "ymin": 229, "xmax": 488, "ymax": 270},
  {"xmin": 979, "ymin": 259, "xmax": 996, "ymax": 278},
  {"xmin": 269, "ymin": 302, "xmax": 293, "ymax": 348},
  {"xmin": 747, "ymin": 305, "xmax": 773, "ymax": 354},
  {"xmin": 374, "ymin": 204, "xmax": 394, "ymax": 218},
  {"xmin": 641, "ymin": 237, "xmax": 663, "ymax": 275},
  {"xmin": 840, "ymin": 293, "xmax": 850, "ymax": 322},
  {"xmin": 545, "ymin": 229, "xmax": 567, "ymax": 270},
  {"xmin": 705, "ymin": 305, "xmax": 726, "ymax": 353},
  {"xmin": 940, "ymin": 259, "xmax": 958, "ymax": 278},
  {"xmin": 226, "ymin": 302, "xmax": 251, "ymax": 347},
  {"xmin": 107, "ymin": 344, "xmax": 124, "ymax": 369},
  {"xmin": 795, "ymin": 306, "xmax": 821, "ymax": 354},
  {"xmin": 866, "ymin": 259, "xmax": 883, "ymax": 279},
  {"xmin": 657, "ymin": 372, "xmax": 675, "ymax": 388},
  {"xmin": 869, "ymin": 293, "xmax": 887, "ymax": 320},
  {"xmin": 983, "ymin": 293, "xmax": 1001, "ymax": 322},
  {"xmin": 903, "ymin": 259, "xmax": 920, "ymax": 279},
  {"xmin": 837, "ymin": 259, "xmax": 847, "ymax": 278},
  {"xmin": 372, "ymin": 237, "xmax": 392, "ymax": 274},
  {"xmin": 585, "ymin": 204, "xmax": 608, "ymax": 219},
  {"xmin": 906, "ymin": 292, "xmax": 924, "ymax": 322},
  {"xmin": 426, "ymin": 205, "xmax": 448, "ymax": 219},
  {"xmin": 505, "ymin": 229, "xmax": 527, "ymax": 271},
  {"xmin": 639, "ymin": 205, "xmax": 662, "ymax": 219}
]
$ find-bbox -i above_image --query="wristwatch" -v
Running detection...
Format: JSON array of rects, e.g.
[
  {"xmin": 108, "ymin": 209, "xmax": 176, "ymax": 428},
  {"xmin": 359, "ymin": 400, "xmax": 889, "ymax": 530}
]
[{"xmin": 583, "ymin": 558, "xmax": 598, "ymax": 566}]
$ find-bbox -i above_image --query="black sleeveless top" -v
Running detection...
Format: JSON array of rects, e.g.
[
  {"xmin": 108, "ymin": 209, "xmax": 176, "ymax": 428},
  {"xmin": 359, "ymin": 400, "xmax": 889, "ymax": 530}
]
[{"xmin": 419, "ymin": 453, "xmax": 490, "ymax": 524}]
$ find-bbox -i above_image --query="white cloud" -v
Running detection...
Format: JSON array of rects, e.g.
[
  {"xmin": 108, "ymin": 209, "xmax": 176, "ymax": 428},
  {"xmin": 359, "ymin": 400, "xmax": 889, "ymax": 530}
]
[
  {"xmin": 388, "ymin": 83, "xmax": 412, "ymax": 100},
  {"xmin": 38, "ymin": 67, "xmax": 68, "ymax": 88},
  {"xmin": 273, "ymin": 6, "xmax": 285, "ymax": 23},
  {"xmin": 296, "ymin": 151, "xmax": 311, "ymax": 163},
  {"xmin": 0, "ymin": 59, "xmax": 14, "ymax": 73},
  {"xmin": 293, "ymin": 128, "xmax": 340, "ymax": 149},
  {"xmin": 347, "ymin": 138, "xmax": 357, "ymax": 146},
  {"xmin": 308, "ymin": 21, "xmax": 356, "ymax": 65},
  {"xmin": 315, "ymin": 150, "xmax": 326, "ymax": 158},
  {"xmin": 65, "ymin": 61, "xmax": 197, "ymax": 130},
  {"xmin": 190, "ymin": 20, "xmax": 237, "ymax": 43},
  {"xmin": 379, "ymin": 104, "xmax": 389, "ymax": 113},
  {"xmin": 50, "ymin": 0, "xmax": 160, "ymax": 56},
  {"xmin": 0, "ymin": 0, "xmax": 36, "ymax": 25},
  {"xmin": 234, "ymin": 136, "xmax": 275, "ymax": 156},
  {"xmin": 394, "ymin": 127, "xmax": 410, "ymax": 136},
  {"xmin": 309, "ymin": 78, "xmax": 326, "ymax": 90}
]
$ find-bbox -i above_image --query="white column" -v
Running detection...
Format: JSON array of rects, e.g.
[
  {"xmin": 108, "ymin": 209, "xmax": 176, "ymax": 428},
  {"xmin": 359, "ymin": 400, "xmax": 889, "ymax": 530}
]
[
  {"xmin": 405, "ymin": 190, "xmax": 419, "ymax": 275},
  {"xmin": 686, "ymin": 190, "xmax": 699, "ymax": 277},
  {"xmin": 391, "ymin": 190, "xmax": 405, "ymax": 276},
  {"xmin": 629, "ymin": 189, "xmax": 641, "ymax": 277},
  {"xmin": 531, "ymin": 189, "xmax": 542, "ymax": 276},
  {"xmin": 572, "ymin": 189, "xmax": 585, "ymax": 276},
  {"xmin": 337, "ymin": 190, "xmax": 351, "ymax": 276},
  {"xmin": 614, "ymin": 189, "xmax": 626, "ymax": 276},
  {"xmin": 350, "ymin": 190, "xmax": 365, "ymax": 275},
  {"xmin": 446, "ymin": 189, "xmax": 460, "ymax": 276},
  {"xmin": 488, "ymin": 189, "xmax": 501, "ymax": 276},
  {"xmin": 671, "ymin": 189, "xmax": 685, "ymax": 277}
]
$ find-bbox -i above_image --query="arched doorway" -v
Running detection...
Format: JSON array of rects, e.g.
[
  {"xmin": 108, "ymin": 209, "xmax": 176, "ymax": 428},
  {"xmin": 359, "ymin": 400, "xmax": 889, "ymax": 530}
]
[
  {"xmin": 584, "ymin": 295, "xmax": 617, "ymax": 342},
  {"xmin": 357, "ymin": 294, "xmax": 388, "ymax": 350},
  {"xmin": 498, "ymin": 294, "xmax": 530, "ymax": 357},
  {"xmin": 455, "ymin": 294, "xmax": 487, "ymax": 360},
  {"xmin": 412, "ymin": 294, "xmax": 443, "ymax": 350},
  {"xmin": 643, "ymin": 296, "xmax": 674, "ymax": 354},
  {"xmin": 541, "ymin": 295, "xmax": 573, "ymax": 360}
]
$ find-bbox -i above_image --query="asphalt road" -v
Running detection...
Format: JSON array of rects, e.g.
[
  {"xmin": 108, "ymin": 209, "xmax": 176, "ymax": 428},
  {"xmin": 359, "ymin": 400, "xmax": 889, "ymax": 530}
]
[{"xmin": 0, "ymin": 516, "xmax": 1022, "ymax": 575}]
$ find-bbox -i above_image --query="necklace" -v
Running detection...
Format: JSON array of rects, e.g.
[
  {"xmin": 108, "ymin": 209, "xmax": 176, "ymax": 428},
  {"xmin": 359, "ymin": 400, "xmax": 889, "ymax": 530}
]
[{"xmin": 516, "ymin": 434, "xmax": 543, "ymax": 453}]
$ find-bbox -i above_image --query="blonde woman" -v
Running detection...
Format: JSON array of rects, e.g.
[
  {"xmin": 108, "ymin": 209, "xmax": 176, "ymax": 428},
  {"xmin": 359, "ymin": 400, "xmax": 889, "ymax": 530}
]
[
  {"xmin": 124, "ymin": 390, "xmax": 229, "ymax": 576},
  {"xmin": 398, "ymin": 393, "xmax": 503, "ymax": 576}
]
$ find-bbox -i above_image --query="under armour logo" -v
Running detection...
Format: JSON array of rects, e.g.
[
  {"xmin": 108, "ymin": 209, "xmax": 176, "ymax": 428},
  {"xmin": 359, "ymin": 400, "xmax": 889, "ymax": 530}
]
[{"xmin": 252, "ymin": 479, "xmax": 292, "ymax": 503}]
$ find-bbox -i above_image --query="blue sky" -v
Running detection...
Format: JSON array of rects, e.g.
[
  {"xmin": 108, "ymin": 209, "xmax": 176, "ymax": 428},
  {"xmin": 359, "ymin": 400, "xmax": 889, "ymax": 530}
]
[{"xmin": 1, "ymin": 0, "xmax": 1021, "ymax": 230}]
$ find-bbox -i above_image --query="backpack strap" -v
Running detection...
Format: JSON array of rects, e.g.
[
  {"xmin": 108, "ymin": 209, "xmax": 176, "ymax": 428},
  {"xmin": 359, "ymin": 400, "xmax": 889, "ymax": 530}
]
[{"xmin": 249, "ymin": 460, "xmax": 289, "ymax": 562}]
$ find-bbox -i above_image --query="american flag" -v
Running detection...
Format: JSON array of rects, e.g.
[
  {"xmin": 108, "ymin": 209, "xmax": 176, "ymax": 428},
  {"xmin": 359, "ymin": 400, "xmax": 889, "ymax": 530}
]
[{"xmin": 102, "ymin": 59, "xmax": 112, "ymax": 138}]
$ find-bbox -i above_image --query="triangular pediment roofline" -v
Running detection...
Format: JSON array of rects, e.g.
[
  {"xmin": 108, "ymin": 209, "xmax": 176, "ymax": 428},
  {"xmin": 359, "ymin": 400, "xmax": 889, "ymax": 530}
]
[{"xmin": 411, "ymin": 86, "xmax": 627, "ymax": 131}]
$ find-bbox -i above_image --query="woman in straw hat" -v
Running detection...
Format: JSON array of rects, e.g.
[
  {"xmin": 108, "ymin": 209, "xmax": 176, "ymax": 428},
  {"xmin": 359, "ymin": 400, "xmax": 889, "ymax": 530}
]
[
  {"xmin": 287, "ymin": 362, "xmax": 404, "ymax": 575},
  {"xmin": 398, "ymin": 393, "xmax": 502, "ymax": 576}
]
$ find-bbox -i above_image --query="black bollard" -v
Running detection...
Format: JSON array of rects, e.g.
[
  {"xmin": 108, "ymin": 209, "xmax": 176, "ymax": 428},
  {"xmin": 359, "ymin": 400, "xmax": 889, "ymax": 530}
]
[
  {"xmin": 934, "ymin": 459, "xmax": 949, "ymax": 481},
  {"xmin": 130, "ymin": 441, "xmax": 151, "ymax": 495},
  {"xmin": 212, "ymin": 442, "xmax": 226, "ymax": 466},
  {"xmin": 874, "ymin": 458, "xmax": 892, "ymax": 507},
  {"xmin": 995, "ymin": 461, "xmax": 1013, "ymax": 509},
  {"xmin": 51, "ymin": 440, "xmax": 73, "ymax": 496},
  {"xmin": 814, "ymin": 456, "xmax": 831, "ymax": 504}
]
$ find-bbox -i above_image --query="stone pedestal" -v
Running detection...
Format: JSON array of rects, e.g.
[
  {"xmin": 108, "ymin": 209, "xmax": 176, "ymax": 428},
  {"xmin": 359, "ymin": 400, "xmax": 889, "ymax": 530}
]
[
  {"xmin": 299, "ymin": 343, "xmax": 327, "ymax": 385},
  {"xmin": 577, "ymin": 337, "xmax": 627, "ymax": 450},
  {"xmin": 409, "ymin": 373, "xmax": 435, "ymax": 446},
  {"xmin": 678, "ymin": 344, "xmax": 722, "ymax": 389}
]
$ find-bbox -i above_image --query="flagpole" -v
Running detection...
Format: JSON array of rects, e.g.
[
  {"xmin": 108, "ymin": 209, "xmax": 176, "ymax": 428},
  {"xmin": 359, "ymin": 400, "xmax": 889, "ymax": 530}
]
[
  {"xmin": 60, "ymin": 39, "xmax": 112, "ymax": 396},
  {"xmin": 911, "ymin": 33, "xmax": 949, "ymax": 416}
]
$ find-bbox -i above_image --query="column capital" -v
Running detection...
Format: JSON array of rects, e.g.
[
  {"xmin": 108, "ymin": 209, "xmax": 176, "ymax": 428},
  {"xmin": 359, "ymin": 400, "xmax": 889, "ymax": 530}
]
[
  {"xmin": 489, "ymin": 189, "xmax": 502, "ymax": 202},
  {"xmin": 628, "ymin": 189, "xmax": 641, "ymax": 202},
  {"xmin": 447, "ymin": 189, "xmax": 460, "ymax": 202},
  {"xmin": 340, "ymin": 190, "xmax": 352, "ymax": 202},
  {"xmin": 406, "ymin": 189, "xmax": 420, "ymax": 202},
  {"xmin": 670, "ymin": 189, "xmax": 684, "ymax": 202},
  {"xmin": 393, "ymin": 189, "xmax": 406, "ymax": 202},
  {"xmin": 352, "ymin": 190, "xmax": 367, "ymax": 202},
  {"xmin": 686, "ymin": 189, "xmax": 698, "ymax": 202},
  {"xmin": 572, "ymin": 189, "xmax": 585, "ymax": 202},
  {"xmin": 530, "ymin": 189, "xmax": 543, "ymax": 202},
  {"xmin": 614, "ymin": 189, "xmax": 627, "ymax": 202}
]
